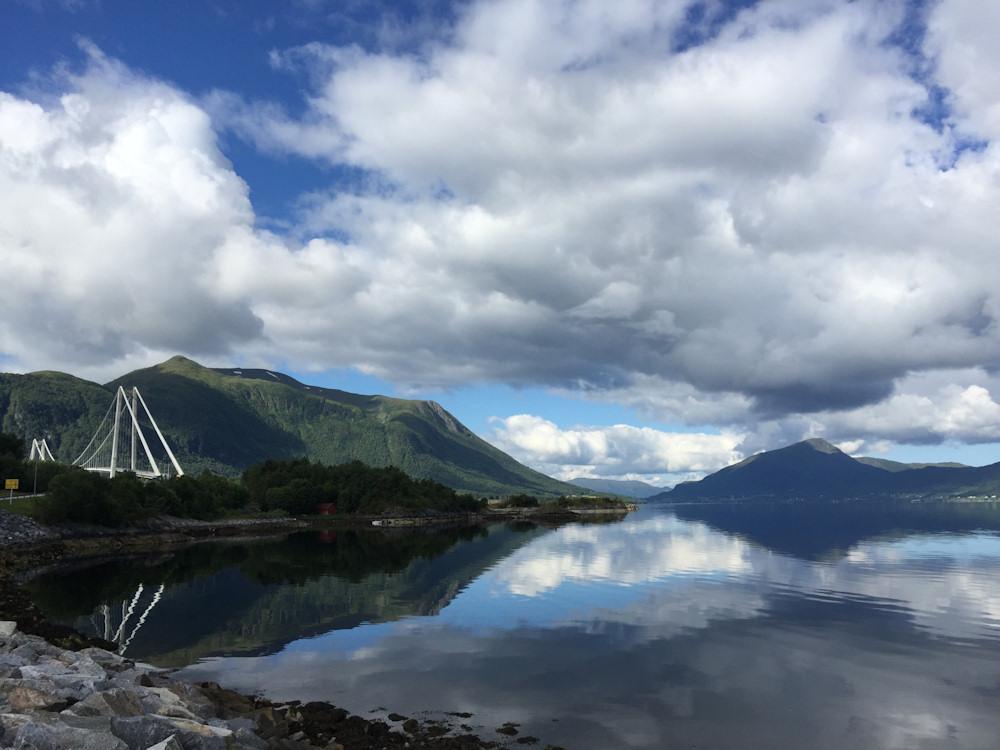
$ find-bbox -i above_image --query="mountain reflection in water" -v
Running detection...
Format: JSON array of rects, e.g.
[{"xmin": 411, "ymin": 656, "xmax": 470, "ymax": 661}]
[
  {"xmin": 27, "ymin": 502, "xmax": 1000, "ymax": 750},
  {"xmin": 27, "ymin": 523, "xmax": 547, "ymax": 666}
]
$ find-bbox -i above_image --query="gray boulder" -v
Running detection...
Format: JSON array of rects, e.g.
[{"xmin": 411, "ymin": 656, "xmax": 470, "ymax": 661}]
[
  {"xmin": 64, "ymin": 688, "xmax": 144, "ymax": 718},
  {"xmin": 8, "ymin": 645, "xmax": 38, "ymax": 664},
  {"xmin": 109, "ymin": 715, "xmax": 180, "ymax": 749},
  {"xmin": 156, "ymin": 715, "xmax": 235, "ymax": 747},
  {"xmin": 53, "ymin": 652, "xmax": 108, "ymax": 679},
  {"xmin": 0, "ymin": 654, "xmax": 28, "ymax": 680},
  {"xmin": 135, "ymin": 687, "xmax": 201, "ymax": 721},
  {"xmin": 13, "ymin": 669, "xmax": 107, "ymax": 701},
  {"xmin": 4, "ymin": 712, "xmax": 128, "ymax": 750},
  {"xmin": 144, "ymin": 736, "xmax": 183, "ymax": 750},
  {"xmin": 16, "ymin": 637, "xmax": 63, "ymax": 659},
  {"xmin": 77, "ymin": 647, "xmax": 127, "ymax": 670},
  {"xmin": 0, "ymin": 710, "xmax": 32, "ymax": 740},
  {"xmin": 111, "ymin": 714, "xmax": 234, "ymax": 750},
  {"xmin": 230, "ymin": 725, "xmax": 267, "ymax": 749},
  {"xmin": 158, "ymin": 684, "xmax": 215, "ymax": 720},
  {"xmin": 2, "ymin": 684, "xmax": 63, "ymax": 711},
  {"xmin": 110, "ymin": 667, "xmax": 170, "ymax": 690},
  {"xmin": 0, "ymin": 679, "xmax": 74, "ymax": 711}
]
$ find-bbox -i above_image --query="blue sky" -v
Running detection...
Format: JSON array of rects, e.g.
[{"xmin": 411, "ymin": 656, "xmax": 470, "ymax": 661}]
[
  {"xmin": 2, "ymin": 0, "xmax": 1000, "ymax": 482},
  {"xmin": 1, "ymin": 1, "xmax": 391, "ymax": 219}
]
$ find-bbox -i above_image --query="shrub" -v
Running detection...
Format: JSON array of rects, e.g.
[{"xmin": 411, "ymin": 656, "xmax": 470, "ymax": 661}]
[
  {"xmin": 244, "ymin": 458, "xmax": 483, "ymax": 515},
  {"xmin": 507, "ymin": 494, "xmax": 540, "ymax": 508},
  {"xmin": 0, "ymin": 433, "xmax": 24, "ymax": 460},
  {"xmin": 36, "ymin": 468, "xmax": 249, "ymax": 526},
  {"xmin": 29, "ymin": 453, "xmax": 484, "ymax": 528},
  {"xmin": 37, "ymin": 469, "xmax": 123, "ymax": 526}
]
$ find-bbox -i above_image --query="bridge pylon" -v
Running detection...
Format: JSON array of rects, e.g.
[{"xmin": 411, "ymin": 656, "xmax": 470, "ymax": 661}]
[
  {"xmin": 73, "ymin": 387, "xmax": 184, "ymax": 479},
  {"xmin": 28, "ymin": 438, "xmax": 55, "ymax": 462}
]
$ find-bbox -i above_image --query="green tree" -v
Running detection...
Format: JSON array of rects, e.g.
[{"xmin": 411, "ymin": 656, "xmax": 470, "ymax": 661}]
[{"xmin": 0, "ymin": 433, "xmax": 24, "ymax": 460}]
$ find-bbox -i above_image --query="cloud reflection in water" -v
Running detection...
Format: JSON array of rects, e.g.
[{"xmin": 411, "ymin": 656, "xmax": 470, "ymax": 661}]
[{"xmin": 176, "ymin": 512, "xmax": 1000, "ymax": 749}]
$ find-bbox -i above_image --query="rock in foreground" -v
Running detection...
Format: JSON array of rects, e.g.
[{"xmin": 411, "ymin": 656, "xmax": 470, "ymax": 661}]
[{"xmin": 0, "ymin": 621, "xmax": 513, "ymax": 749}]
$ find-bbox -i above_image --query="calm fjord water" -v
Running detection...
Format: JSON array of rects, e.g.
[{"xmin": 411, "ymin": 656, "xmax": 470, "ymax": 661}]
[{"xmin": 29, "ymin": 502, "xmax": 1000, "ymax": 749}]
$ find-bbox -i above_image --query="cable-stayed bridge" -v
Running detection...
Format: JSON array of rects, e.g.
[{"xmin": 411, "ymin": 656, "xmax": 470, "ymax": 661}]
[
  {"xmin": 73, "ymin": 386, "xmax": 184, "ymax": 479},
  {"xmin": 28, "ymin": 438, "xmax": 55, "ymax": 462},
  {"xmin": 92, "ymin": 582, "xmax": 166, "ymax": 656}
]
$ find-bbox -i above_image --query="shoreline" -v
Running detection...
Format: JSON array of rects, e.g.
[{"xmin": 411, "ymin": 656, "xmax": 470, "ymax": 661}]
[
  {"xmin": 0, "ymin": 510, "xmax": 593, "ymax": 749},
  {"xmin": 0, "ymin": 620, "xmax": 552, "ymax": 749},
  {"xmin": 0, "ymin": 504, "xmax": 636, "ymax": 640},
  {"xmin": 0, "ymin": 502, "xmax": 636, "ymax": 587},
  {"xmin": 0, "ymin": 504, "xmax": 636, "ymax": 652}
]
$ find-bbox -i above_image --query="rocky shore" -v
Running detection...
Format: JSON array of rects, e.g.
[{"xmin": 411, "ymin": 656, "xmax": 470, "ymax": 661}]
[
  {"xmin": 0, "ymin": 621, "xmax": 557, "ymax": 749},
  {"xmin": 0, "ymin": 506, "xmax": 310, "ymax": 545}
]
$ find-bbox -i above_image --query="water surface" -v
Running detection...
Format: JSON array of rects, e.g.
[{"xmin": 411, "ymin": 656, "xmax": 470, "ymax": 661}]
[{"xmin": 28, "ymin": 502, "xmax": 1000, "ymax": 749}]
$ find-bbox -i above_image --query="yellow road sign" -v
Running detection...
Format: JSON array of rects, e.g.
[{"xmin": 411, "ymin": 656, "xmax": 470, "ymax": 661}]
[{"xmin": 4, "ymin": 479, "xmax": 18, "ymax": 491}]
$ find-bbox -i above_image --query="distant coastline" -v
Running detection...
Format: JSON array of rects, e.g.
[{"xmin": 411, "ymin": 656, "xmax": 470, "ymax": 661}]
[{"xmin": 652, "ymin": 438, "xmax": 1000, "ymax": 503}]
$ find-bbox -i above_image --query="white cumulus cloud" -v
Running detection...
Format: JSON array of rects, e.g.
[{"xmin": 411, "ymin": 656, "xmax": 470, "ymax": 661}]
[
  {"xmin": 0, "ymin": 44, "xmax": 263, "ymax": 375},
  {"xmin": 489, "ymin": 414, "xmax": 743, "ymax": 481},
  {"xmin": 3, "ymin": 0, "xmax": 1000, "ymax": 460},
  {"xmin": 211, "ymin": 0, "xmax": 1000, "ymax": 422}
]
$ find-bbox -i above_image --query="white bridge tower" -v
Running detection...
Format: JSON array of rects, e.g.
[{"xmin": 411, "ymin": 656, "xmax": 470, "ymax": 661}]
[
  {"xmin": 73, "ymin": 387, "xmax": 184, "ymax": 479},
  {"xmin": 28, "ymin": 438, "xmax": 55, "ymax": 462}
]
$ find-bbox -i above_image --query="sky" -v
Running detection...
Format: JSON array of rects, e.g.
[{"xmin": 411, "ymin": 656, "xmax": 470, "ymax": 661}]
[{"xmin": 2, "ymin": 0, "xmax": 1000, "ymax": 485}]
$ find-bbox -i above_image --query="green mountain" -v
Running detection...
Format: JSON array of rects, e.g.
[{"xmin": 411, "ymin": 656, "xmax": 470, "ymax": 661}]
[
  {"xmin": 658, "ymin": 438, "xmax": 1000, "ymax": 501},
  {"xmin": 0, "ymin": 356, "xmax": 578, "ymax": 496},
  {"xmin": 855, "ymin": 456, "xmax": 969, "ymax": 472},
  {"xmin": 0, "ymin": 370, "xmax": 114, "ymax": 465},
  {"xmin": 568, "ymin": 477, "xmax": 664, "ymax": 498}
]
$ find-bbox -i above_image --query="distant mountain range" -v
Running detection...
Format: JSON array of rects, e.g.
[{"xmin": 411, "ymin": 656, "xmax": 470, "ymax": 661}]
[
  {"xmin": 654, "ymin": 438, "xmax": 1000, "ymax": 501},
  {"xmin": 568, "ymin": 477, "xmax": 666, "ymax": 498},
  {"xmin": 854, "ymin": 456, "xmax": 969, "ymax": 472},
  {"xmin": 0, "ymin": 356, "xmax": 579, "ymax": 496}
]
